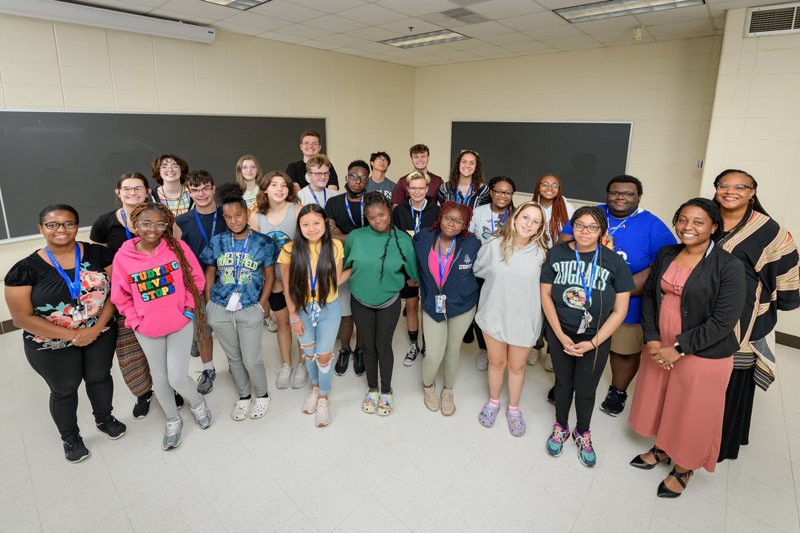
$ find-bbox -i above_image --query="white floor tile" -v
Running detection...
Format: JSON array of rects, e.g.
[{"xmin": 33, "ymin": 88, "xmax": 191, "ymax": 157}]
[
  {"xmin": 727, "ymin": 469, "xmax": 800, "ymax": 532},
  {"xmin": 332, "ymin": 495, "xmax": 411, "ymax": 533},
  {"xmin": 577, "ymin": 479, "xmax": 655, "ymax": 533}
]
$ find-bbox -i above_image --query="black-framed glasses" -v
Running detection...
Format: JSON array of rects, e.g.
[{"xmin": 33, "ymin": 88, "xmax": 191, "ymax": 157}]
[
  {"xmin": 347, "ymin": 173, "xmax": 369, "ymax": 183},
  {"xmin": 608, "ymin": 191, "xmax": 637, "ymax": 198},
  {"xmin": 574, "ymin": 222, "xmax": 601, "ymax": 233},
  {"xmin": 119, "ymin": 186, "xmax": 147, "ymax": 193},
  {"xmin": 491, "ymin": 189, "xmax": 513, "ymax": 197},
  {"xmin": 43, "ymin": 221, "xmax": 77, "ymax": 230},
  {"xmin": 189, "ymin": 186, "xmax": 213, "ymax": 194}
]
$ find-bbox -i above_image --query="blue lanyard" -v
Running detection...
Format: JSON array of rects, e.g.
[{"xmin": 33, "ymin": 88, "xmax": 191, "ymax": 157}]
[
  {"xmin": 458, "ymin": 184, "xmax": 472, "ymax": 205},
  {"xmin": 308, "ymin": 255, "xmax": 318, "ymax": 299},
  {"xmin": 437, "ymin": 233, "xmax": 456, "ymax": 288},
  {"xmin": 120, "ymin": 209, "xmax": 132, "ymax": 240},
  {"xmin": 490, "ymin": 206, "xmax": 509, "ymax": 235},
  {"xmin": 310, "ymin": 188, "xmax": 327, "ymax": 207},
  {"xmin": 345, "ymin": 195, "xmax": 364, "ymax": 228},
  {"xmin": 606, "ymin": 207, "xmax": 639, "ymax": 239},
  {"xmin": 574, "ymin": 243, "xmax": 600, "ymax": 309},
  {"xmin": 411, "ymin": 200, "xmax": 426, "ymax": 234},
  {"xmin": 45, "ymin": 245, "xmax": 82, "ymax": 301},
  {"xmin": 230, "ymin": 230, "xmax": 250, "ymax": 292},
  {"xmin": 194, "ymin": 208, "xmax": 218, "ymax": 245}
]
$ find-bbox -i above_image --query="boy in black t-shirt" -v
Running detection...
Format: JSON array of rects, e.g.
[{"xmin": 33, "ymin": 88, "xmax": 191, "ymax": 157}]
[{"xmin": 285, "ymin": 129, "xmax": 339, "ymax": 191}]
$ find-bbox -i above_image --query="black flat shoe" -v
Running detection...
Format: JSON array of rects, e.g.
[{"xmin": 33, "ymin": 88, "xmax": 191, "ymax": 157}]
[
  {"xmin": 657, "ymin": 467, "xmax": 693, "ymax": 498},
  {"xmin": 630, "ymin": 446, "xmax": 671, "ymax": 470}
]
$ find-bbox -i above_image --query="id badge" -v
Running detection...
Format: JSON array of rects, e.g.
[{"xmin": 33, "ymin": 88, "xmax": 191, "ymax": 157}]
[
  {"xmin": 226, "ymin": 292, "xmax": 243, "ymax": 311},
  {"xmin": 309, "ymin": 301, "xmax": 321, "ymax": 327},
  {"xmin": 71, "ymin": 300, "xmax": 87, "ymax": 321},
  {"xmin": 435, "ymin": 294, "xmax": 446, "ymax": 314},
  {"xmin": 577, "ymin": 309, "xmax": 592, "ymax": 334}
]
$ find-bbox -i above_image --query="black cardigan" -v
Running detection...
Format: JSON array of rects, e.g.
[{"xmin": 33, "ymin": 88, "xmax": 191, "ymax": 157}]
[{"xmin": 641, "ymin": 242, "xmax": 745, "ymax": 359}]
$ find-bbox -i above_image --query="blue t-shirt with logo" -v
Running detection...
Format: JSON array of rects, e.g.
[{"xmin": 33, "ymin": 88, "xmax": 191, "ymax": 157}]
[
  {"xmin": 562, "ymin": 205, "xmax": 675, "ymax": 324},
  {"xmin": 200, "ymin": 230, "xmax": 280, "ymax": 309}
]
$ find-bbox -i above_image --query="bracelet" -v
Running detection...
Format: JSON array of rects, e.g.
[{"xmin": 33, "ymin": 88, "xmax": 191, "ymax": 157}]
[
  {"xmin": 290, "ymin": 315, "xmax": 301, "ymax": 323},
  {"xmin": 183, "ymin": 311, "xmax": 195, "ymax": 319},
  {"xmin": 590, "ymin": 339, "xmax": 597, "ymax": 348}
]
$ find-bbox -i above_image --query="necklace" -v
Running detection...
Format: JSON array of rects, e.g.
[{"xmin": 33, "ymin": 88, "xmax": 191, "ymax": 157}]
[{"xmin": 136, "ymin": 241, "xmax": 159, "ymax": 258}]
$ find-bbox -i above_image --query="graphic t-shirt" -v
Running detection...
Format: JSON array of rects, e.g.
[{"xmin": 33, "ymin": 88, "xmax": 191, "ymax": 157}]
[
  {"xmin": 5, "ymin": 243, "xmax": 115, "ymax": 350},
  {"xmin": 561, "ymin": 205, "xmax": 675, "ymax": 324},
  {"xmin": 540, "ymin": 242, "xmax": 636, "ymax": 335},
  {"xmin": 200, "ymin": 230, "xmax": 280, "ymax": 309},
  {"xmin": 366, "ymin": 177, "xmax": 395, "ymax": 201},
  {"xmin": 469, "ymin": 204, "xmax": 512, "ymax": 245}
]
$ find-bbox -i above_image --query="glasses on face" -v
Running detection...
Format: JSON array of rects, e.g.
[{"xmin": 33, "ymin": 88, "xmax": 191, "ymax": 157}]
[
  {"xmin": 348, "ymin": 173, "xmax": 369, "ymax": 183},
  {"xmin": 408, "ymin": 187, "xmax": 427, "ymax": 193},
  {"xmin": 443, "ymin": 215, "xmax": 464, "ymax": 227},
  {"xmin": 43, "ymin": 221, "xmax": 77, "ymax": 230},
  {"xmin": 540, "ymin": 182, "xmax": 560, "ymax": 189},
  {"xmin": 310, "ymin": 171, "xmax": 330, "ymax": 178},
  {"xmin": 492, "ymin": 189, "xmax": 513, "ymax": 197},
  {"xmin": 119, "ymin": 186, "xmax": 146, "ymax": 193},
  {"xmin": 137, "ymin": 222, "xmax": 168, "ymax": 230},
  {"xmin": 574, "ymin": 222, "xmax": 601, "ymax": 233},
  {"xmin": 160, "ymin": 164, "xmax": 180, "ymax": 171},
  {"xmin": 608, "ymin": 191, "xmax": 637, "ymax": 198},
  {"xmin": 715, "ymin": 183, "xmax": 754, "ymax": 192},
  {"xmin": 374, "ymin": 158, "xmax": 389, "ymax": 164},
  {"xmin": 302, "ymin": 142, "xmax": 320, "ymax": 147},
  {"xmin": 189, "ymin": 186, "xmax": 213, "ymax": 194}
]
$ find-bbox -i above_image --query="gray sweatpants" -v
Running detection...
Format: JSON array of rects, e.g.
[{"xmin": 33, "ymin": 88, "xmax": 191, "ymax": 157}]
[
  {"xmin": 135, "ymin": 321, "xmax": 202, "ymax": 419},
  {"xmin": 206, "ymin": 301, "xmax": 268, "ymax": 398}
]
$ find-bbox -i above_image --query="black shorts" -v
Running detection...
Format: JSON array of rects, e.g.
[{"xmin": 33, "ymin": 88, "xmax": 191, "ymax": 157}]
[
  {"xmin": 268, "ymin": 291, "xmax": 287, "ymax": 312},
  {"xmin": 400, "ymin": 282, "xmax": 419, "ymax": 299}
]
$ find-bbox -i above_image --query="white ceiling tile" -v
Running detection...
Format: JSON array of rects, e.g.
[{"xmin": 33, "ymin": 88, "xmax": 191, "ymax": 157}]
[
  {"xmin": 248, "ymin": 0, "xmax": 327, "ymax": 22},
  {"xmin": 468, "ymin": 0, "xmax": 546, "ymax": 19},
  {"xmin": 301, "ymin": 40, "xmax": 342, "ymax": 50},
  {"xmin": 543, "ymin": 34, "xmax": 603, "ymax": 50},
  {"xmin": 437, "ymin": 50, "xmax": 485, "ymax": 61},
  {"xmin": 380, "ymin": 48, "xmax": 428, "ymax": 58},
  {"xmin": 157, "ymin": 0, "xmax": 232, "ymax": 21},
  {"xmin": 502, "ymin": 40, "xmax": 553, "ymax": 53},
  {"xmin": 150, "ymin": 9, "xmax": 215, "ymax": 24},
  {"xmin": 337, "ymin": 4, "xmax": 408, "ymax": 25},
  {"xmin": 457, "ymin": 21, "xmax": 516, "ymax": 38},
  {"xmin": 211, "ymin": 21, "xmax": 262, "ymax": 36},
  {"xmin": 524, "ymin": 24, "xmax": 583, "ymax": 40},
  {"xmin": 473, "ymin": 46, "xmax": 520, "ymax": 58},
  {"xmin": 592, "ymin": 28, "xmax": 649, "ymax": 43},
  {"xmin": 500, "ymin": 11, "xmax": 568, "ymax": 32},
  {"xmin": 480, "ymin": 32, "xmax": 533, "ymax": 45},
  {"xmin": 272, "ymin": 23, "xmax": 335, "ymax": 39},
  {"xmin": 344, "ymin": 27, "xmax": 403, "ymax": 41},
  {"xmin": 257, "ymin": 31, "xmax": 306, "ymax": 43},
  {"xmin": 304, "ymin": 15, "xmax": 369, "ymax": 33},
  {"xmin": 634, "ymin": 4, "xmax": 711, "ymax": 25},
  {"xmin": 125, "ymin": 0, "xmax": 167, "ymax": 7},
  {"xmin": 443, "ymin": 38, "xmax": 496, "ymax": 50},
  {"xmin": 220, "ymin": 12, "xmax": 293, "ymax": 31},
  {"xmin": 378, "ymin": 18, "xmax": 445, "ymax": 34},
  {"xmin": 315, "ymin": 33, "xmax": 371, "ymax": 47},
  {"xmin": 646, "ymin": 19, "xmax": 714, "ymax": 37},
  {"xmin": 373, "ymin": 0, "xmax": 460, "ymax": 18},
  {"xmin": 533, "ymin": 0, "xmax": 584, "ymax": 8},
  {"xmin": 283, "ymin": 0, "xmax": 368, "ymax": 13},
  {"xmin": 353, "ymin": 42, "xmax": 393, "ymax": 53},
  {"xmin": 572, "ymin": 15, "xmax": 642, "ymax": 33}
]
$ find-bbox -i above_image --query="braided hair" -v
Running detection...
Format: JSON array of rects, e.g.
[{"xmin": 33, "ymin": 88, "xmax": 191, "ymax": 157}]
[
  {"xmin": 129, "ymin": 202, "xmax": 207, "ymax": 339},
  {"xmin": 430, "ymin": 201, "xmax": 473, "ymax": 240},
  {"xmin": 673, "ymin": 198, "xmax": 724, "ymax": 242},
  {"xmin": 364, "ymin": 191, "xmax": 407, "ymax": 282},
  {"xmin": 532, "ymin": 174, "xmax": 570, "ymax": 244},
  {"xmin": 712, "ymin": 169, "xmax": 769, "ymax": 245},
  {"xmin": 288, "ymin": 204, "xmax": 337, "ymax": 312}
]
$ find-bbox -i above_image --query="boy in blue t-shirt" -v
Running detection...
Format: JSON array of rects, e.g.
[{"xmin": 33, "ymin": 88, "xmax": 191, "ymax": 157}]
[{"xmin": 558, "ymin": 175, "xmax": 675, "ymax": 416}]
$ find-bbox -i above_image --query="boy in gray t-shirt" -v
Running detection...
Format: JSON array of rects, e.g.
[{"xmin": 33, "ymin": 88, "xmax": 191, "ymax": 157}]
[{"xmin": 365, "ymin": 151, "xmax": 395, "ymax": 201}]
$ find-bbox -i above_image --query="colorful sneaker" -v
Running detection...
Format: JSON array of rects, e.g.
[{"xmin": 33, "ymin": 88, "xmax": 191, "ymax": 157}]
[
  {"xmin": 599, "ymin": 385, "xmax": 627, "ymax": 417},
  {"xmin": 162, "ymin": 417, "xmax": 183, "ymax": 450},
  {"xmin": 232, "ymin": 399, "xmax": 251, "ymax": 421},
  {"xmin": 303, "ymin": 387, "xmax": 320, "ymax": 414},
  {"xmin": 479, "ymin": 401, "xmax": 500, "ymax": 428},
  {"xmin": 291, "ymin": 362, "xmax": 308, "ymax": 389},
  {"xmin": 190, "ymin": 397, "xmax": 214, "ymax": 429},
  {"xmin": 573, "ymin": 429, "xmax": 597, "ymax": 467},
  {"xmin": 506, "ymin": 409, "xmax": 526, "ymax": 437},
  {"xmin": 315, "ymin": 398, "xmax": 331, "ymax": 427},
  {"xmin": 196, "ymin": 369, "xmax": 215, "ymax": 395},
  {"xmin": 403, "ymin": 343, "xmax": 420, "ymax": 366},
  {"xmin": 96, "ymin": 415, "xmax": 127, "ymax": 440},
  {"xmin": 475, "ymin": 349, "xmax": 489, "ymax": 371},
  {"xmin": 276, "ymin": 363, "xmax": 292, "ymax": 389},
  {"xmin": 63, "ymin": 435, "xmax": 90, "ymax": 463},
  {"xmin": 377, "ymin": 392, "xmax": 394, "ymax": 416},
  {"xmin": 546, "ymin": 423, "xmax": 569, "ymax": 457},
  {"xmin": 362, "ymin": 390, "xmax": 379, "ymax": 414}
]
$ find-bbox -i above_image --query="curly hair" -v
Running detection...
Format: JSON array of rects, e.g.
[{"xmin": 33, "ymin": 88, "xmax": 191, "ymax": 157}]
[
  {"xmin": 532, "ymin": 174, "xmax": 570, "ymax": 244},
  {"xmin": 150, "ymin": 154, "xmax": 188, "ymax": 185},
  {"xmin": 254, "ymin": 171, "xmax": 299, "ymax": 215},
  {"xmin": 129, "ymin": 202, "xmax": 207, "ymax": 339},
  {"xmin": 216, "ymin": 182, "xmax": 247, "ymax": 210},
  {"xmin": 712, "ymin": 169, "xmax": 769, "ymax": 245},
  {"xmin": 364, "ymin": 191, "xmax": 408, "ymax": 282},
  {"xmin": 430, "ymin": 201, "xmax": 473, "ymax": 240},
  {"xmin": 673, "ymin": 197, "xmax": 724, "ymax": 242},
  {"xmin": 448, "ymin": 150, "xmax": 484, "ymax": 192}
]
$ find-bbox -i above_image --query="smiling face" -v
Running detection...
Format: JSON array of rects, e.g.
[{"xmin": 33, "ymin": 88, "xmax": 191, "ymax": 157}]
[
  {"xmin": 675, "ymin": 205, "xmax": 716, "ymax": 247},
  {"xmin": 135, "ymin": 209, "xmax": 167, "ymax": 247},
  {"xmin": 300, "ymin": 135, "xmax": 321, "ymax": 157},
  {"xmin": 411, "ymin": 151, "xmax": 429, "ymax": 172},
  {"xmin": 490, "ymin": 180, "xmax": 514, "ymax": 210},
  {"xmin": 266, "ymin": 176, "xmax": 289, "ymax": 203},
  {"xmin": 39, "ymin": 210, "xmax": 79, "ymax": 247},
  {"xmin": 538, "ymin": 175, "xmax": 560, "ymax": 201},
  {"xmin": 159, "ymin": 158, "xmax": 181, "ymax": 184},
  {"xmin": 307, "ymin": 164, "xmax": 330, "ymax": 190},
  {"xmin": 572, "ymin": 214, "xmax": 602, "ymax": 248},
  {"xmin": 299, "ymin": 211, "xmax": 326, "ymax": 243},
  {"xmin": 116, "ymin": 177, "xmax": 150, "ymax": 207},
  {"xmin": 408, "ymin": 177, "xmax": 428, "ymax": 204},
  {"xmin": 240, "ymin": 159, "xmax": 258, "ymax": 182},
  {"xmin": 606, "ymin": 182, "xmax": 640, "ymax": 218},
  {"xmin": 365, "ymin": 204, "xmax": 391, "ymax": 234},
  {"xmin": 514, "ymin": 205, "xmax": 543, "ymax": 242},
  {"xmin": 222, "ymin": 203, "xmax": 249, "ymax": 234},
  {"xmin": 714, "ymin": 172, "xmax": 756, "ymax": 212},
  {"xmin": 188, "ymin": 182, "xmax": 215, "ymax": 209},
  {"xmin": 459, "ymin": 153, "xmax": 476, "ymax": 179},
  {"xmin": 440, "ymin": 207, "xmax": 465, "ymax": 239},
  {"xmin": 347, "ymin": 166, "xmax": 368, "ymax": 195}
]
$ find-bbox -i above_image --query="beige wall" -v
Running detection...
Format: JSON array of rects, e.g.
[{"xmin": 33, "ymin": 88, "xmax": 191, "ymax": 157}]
[{"xmin": 701, "ymin": 8, "xmax": 800, "ymax": 334}]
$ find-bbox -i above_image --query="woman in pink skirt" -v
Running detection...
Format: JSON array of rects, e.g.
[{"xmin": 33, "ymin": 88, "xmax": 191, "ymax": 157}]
[{"xmin": 628, "ymin": 198, "xmax": 745, "ymax": 498}]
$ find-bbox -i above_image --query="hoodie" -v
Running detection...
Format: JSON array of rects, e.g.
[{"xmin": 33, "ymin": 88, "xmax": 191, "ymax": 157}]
[
  {"xmin": 391, "ymin": 198, "xmax": 441, "ymax": 235},
  {"xmin": 111, "ymin": 237, "xmax": 205, "ymax": 337}
]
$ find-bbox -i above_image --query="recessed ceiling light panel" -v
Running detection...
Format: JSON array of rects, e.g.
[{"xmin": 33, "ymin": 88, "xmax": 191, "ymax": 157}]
[
  {"xmin": 203, "ymin": 0, "xmax": 271, "ymax": 10},
  {"xmin": 380, "ymin": 29, "xmax": 471, "ymax": 49},
  {"xmin": 554, "ymin": 0, "xmax": 704, "ymax": 23}
]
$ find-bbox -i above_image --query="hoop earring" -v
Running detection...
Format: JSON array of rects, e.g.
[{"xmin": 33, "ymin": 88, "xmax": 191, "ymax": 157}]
[{"xmin": 748, "ymin": 198, "xmax": 754, "ymax": 205}]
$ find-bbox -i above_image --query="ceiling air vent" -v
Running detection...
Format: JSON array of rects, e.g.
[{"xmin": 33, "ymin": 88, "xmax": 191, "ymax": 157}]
[{"xmin": 745, "ymin": 2, "xmax": 800, "ymax": 37}]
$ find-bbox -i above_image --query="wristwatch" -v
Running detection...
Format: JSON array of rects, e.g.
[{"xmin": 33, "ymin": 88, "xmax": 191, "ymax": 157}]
[{"xmin": 674, "ymin": 342, "xmax": 685, "ymax": 356}]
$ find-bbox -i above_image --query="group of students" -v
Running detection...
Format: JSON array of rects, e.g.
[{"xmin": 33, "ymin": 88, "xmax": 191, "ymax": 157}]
[{"xmin": 6, "ymin": 134, "xmax": 799, "ymax": 501}]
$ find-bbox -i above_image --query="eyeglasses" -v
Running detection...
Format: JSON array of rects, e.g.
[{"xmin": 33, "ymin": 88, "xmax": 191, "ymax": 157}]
[
  {"xmin": 540, "ymin": 182, "xmax": 560, "ymax": 189},
  {"xmin": 408, "ymin": 187, "xmax": 427, "ymax": 192},
  {"xmin": 443, "ymin": 215, "xmax": 464, "ymax": 227},
  {"xmin": 160, "ymin": 164, "xmax": 180, "ymax": 170},
  {"xmin": 119, "ymin": 186, "xmax": 146, "ymax": 193},
  {"xmin": 374, "ymin": 158, "xmax": 389, "ymax": 164},
  {"xmin": 608, "ymin": 191, "xmax": 637, "ymax": 198},
  {"xmin": 348, "ymin": 174, "xmax": 369, "ymax": 183},
  {"xmin": 43, "ymin": 221, "xmax": 77, "ymax": 230},
  {"xmin": 715, "ymin": 183, "xmax": 754, "ymax": 192},
  {"xmin": 137, "ymin": 222, "xmax": 168, "ymax": 230},
  {"xmin": 310, "ymin": 171, "xmax": 330, "ymax": 178},
  {"xmin": 491, "ymin": 190, "xmax": 513, "ymax": 197},
  {"xmin": 301, "ymin": 141, "xmax": 320, "ymax": 147},
  {"xmin": 189, "ymin": 186, "xmax": 213, "ymax": 194},
  {"xmin": 574, "ymin": 222, "xmax": 601, "ymax": 233}
]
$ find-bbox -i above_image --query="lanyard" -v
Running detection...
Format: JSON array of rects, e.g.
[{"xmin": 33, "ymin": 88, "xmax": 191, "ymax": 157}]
[
  {"xmin": 120, "ymin": 209, "xmax": 133, "ymax": 240},
  {"xmin": 574, "ymin": 244, "xmax": 600, "ymax": 309},
  {"xmin": 194, "ymin": 208, "xmax": 218, "ymax": 245},
  {"xmin": 310, "ymin": 188, "xmax": 327, "ymax": 207},
  {"xmin": 230, "ymin": 230, "xmax": 250, "ymax": 292},
  {"xmin": 606, "ymin": 207, "xmax": 639, "ymax": 239},
  {"xmin": 437, "ymin": 233, "xmax": 456, "ymax": 288},
  {"xmin": 411, "ymin": 200, "xmax": 427, "ymax": 234},
  {"xmin": 308, "ymin": 255, "xmax": 318, "ymax": 299},
  {"xmin": 490, "ymin": 206, "xmax": 510, "ymax": 235},
  {"xmin": 458, "ymin": 184, "xmax": 472, "ymax": 205},
  {"xmin": 45, "ymin": 245, "xmax": 82, "ymax": 301},
  {"xmin": 345, "ymin": 195, "xmax": 364, "ymax": 228}
]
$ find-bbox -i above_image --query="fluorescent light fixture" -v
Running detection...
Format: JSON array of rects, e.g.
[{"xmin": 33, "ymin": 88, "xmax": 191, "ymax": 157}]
[
  {"xmin": 380, "ymin": 29, "xmax": 471, "ymax": 49},
  {"xmin": 203, "ymin": 0, "xmax": 271, "ymax": 10},
  {"xmin": 554, "ymin": 0, "xmax": 705, "ymax": 23},
  {"xmin": 0, "ymin": 0, "xmax": 215, "ymax": 43}
]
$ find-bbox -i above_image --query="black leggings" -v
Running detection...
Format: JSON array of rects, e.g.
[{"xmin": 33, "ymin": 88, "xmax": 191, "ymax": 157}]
[
  {"xmin": 547, "ymin": 327, "xmax": 610, "ymax": 435},
  {"xmin": 25, "ymin": 325, "xmax": 117, "ymax": 440},
  {"xmin": 350, "ymin": 296, "xmax": 402, "ymax": 394}
]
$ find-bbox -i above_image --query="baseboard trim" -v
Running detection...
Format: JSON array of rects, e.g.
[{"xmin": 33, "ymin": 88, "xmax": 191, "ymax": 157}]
[{"xmin": 776, "ymin": 331, "xmax": 800, "ymax": 350}]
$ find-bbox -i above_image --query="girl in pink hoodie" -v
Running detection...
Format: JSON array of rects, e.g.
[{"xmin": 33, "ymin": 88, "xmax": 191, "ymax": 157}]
[{"xmin": 111, "ymin": 202, "xmax": 213, "ymax": 450}]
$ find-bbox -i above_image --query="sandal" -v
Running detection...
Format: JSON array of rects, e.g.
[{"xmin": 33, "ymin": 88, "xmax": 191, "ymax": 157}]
[
  {"xmin": 630, "ymin": 446, "xmax": 671, "ymax": 470},
  {"xmin": 657, "ymin": 467, "xmax": 693, "ymax": 498}
]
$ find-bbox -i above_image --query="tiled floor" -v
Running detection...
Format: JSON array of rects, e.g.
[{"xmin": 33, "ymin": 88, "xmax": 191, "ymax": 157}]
[{"xmin": 2, "ymin": 320, "xmax": 800, "ymax": 533}]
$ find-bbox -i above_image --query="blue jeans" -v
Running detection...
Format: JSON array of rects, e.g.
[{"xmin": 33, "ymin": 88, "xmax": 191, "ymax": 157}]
[{"xmin": 296, "ymin": 298, "xmax": 341, "ymax": 396}]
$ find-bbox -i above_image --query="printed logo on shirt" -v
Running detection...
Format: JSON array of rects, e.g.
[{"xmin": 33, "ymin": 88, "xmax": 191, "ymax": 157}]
[
  {"xmin": 563, "ymin": 287, "xmax": 587, "ymax": 309},
  {"xmin": 128, "ymin": 261, "xmax": 179, "ymax": 302},
  {"xmin": 216, "ymin": 252, "xmax": 257, "ymax": 286},
  {"xmin": 460, "ymin": 254, "xmax": 473, "ymax": 270},
  {"xmin": 550, "ymin": 260, "xmax": 610, "ymax": 291},
  {"xmin": 267, "ymin": 231, "xmax": 290, "ymax": 248}
]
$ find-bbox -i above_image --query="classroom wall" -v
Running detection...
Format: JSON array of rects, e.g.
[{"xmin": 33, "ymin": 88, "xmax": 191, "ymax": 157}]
[{"xmin": 700, "ymin": 8, "xmax": 800, "ymax": 335}]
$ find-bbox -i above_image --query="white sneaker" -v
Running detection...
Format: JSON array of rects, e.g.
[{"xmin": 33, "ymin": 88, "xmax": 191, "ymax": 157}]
[
  {"xmin": 544, "ymin": 352, "xmax": 554, "ymax": 372},
  {"xmin": 276, "ymin": 363, "xmax": 292, "ymax": 389},
  {"xmin": 315, "ymin": 398, "xmax": 331, "ymax": 427},
  {"xmin": 303, "ymin": 387, "xmax": 320, "ymax": 414},
  {"xmin": 249, "ymin": 396, "xmax": 270, "ymax": 419},
  {"xmin": 527, "ymin": 348, "xmax": 540, "ymax": 366},
  {"xmin": 264, "ymin": 313, "xmax": 278, "ymax": 333},
  {"xmin": 292, "ymin": 362, "xmax": 308, "ymax": 389},
  {"xmin": 476, "ymin": 349, "xmax": 489, "ymax": 371},
  {"xmin": 232, "ymin": 399, "xmax": 251, "ymax": 421}
]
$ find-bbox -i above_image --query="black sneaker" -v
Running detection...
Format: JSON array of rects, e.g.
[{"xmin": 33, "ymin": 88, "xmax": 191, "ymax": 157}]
[
  {"xmin": 63, "ymin": 435, "xmax": 90, "ymax": 463},
  {"xmin": 132, "ymin": 390, "xmax": 153, "ymax": 419},
  {"xmin": 353, "ymin": 347, "xmax": 365, "ymax": 376},
  {"xmin": 96, "ymin": 415, "xmax": 127, "ymax": 440},
  {"xmin": 600, "ymin": 385, "xmax": 627, "ymax": 417},
  {"xmin": 547, "ymin": 386, "xmax": 555, "ymax": 405},
  {"xmin": 334, "ymin": 348, "xmax": 351, "ymax": 376},
  {"xmin": 403, "ymin": 343, "xmax": 420, "ymax": 366},
  {"xmin": 175, "ymin": 391, "xmax": 185, "ymax": 410}
]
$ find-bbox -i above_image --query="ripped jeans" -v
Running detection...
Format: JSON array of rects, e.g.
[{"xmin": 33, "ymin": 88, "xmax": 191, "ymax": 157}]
[{"xmin": 295, "ymin": 298, "xmax": 341, "ymax": 396}]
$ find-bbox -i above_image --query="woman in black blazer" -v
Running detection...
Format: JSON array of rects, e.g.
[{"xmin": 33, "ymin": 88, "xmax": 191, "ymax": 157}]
[{"xmin": 628, "ymin": 198, "xmax": 745, "ymax": 498}]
